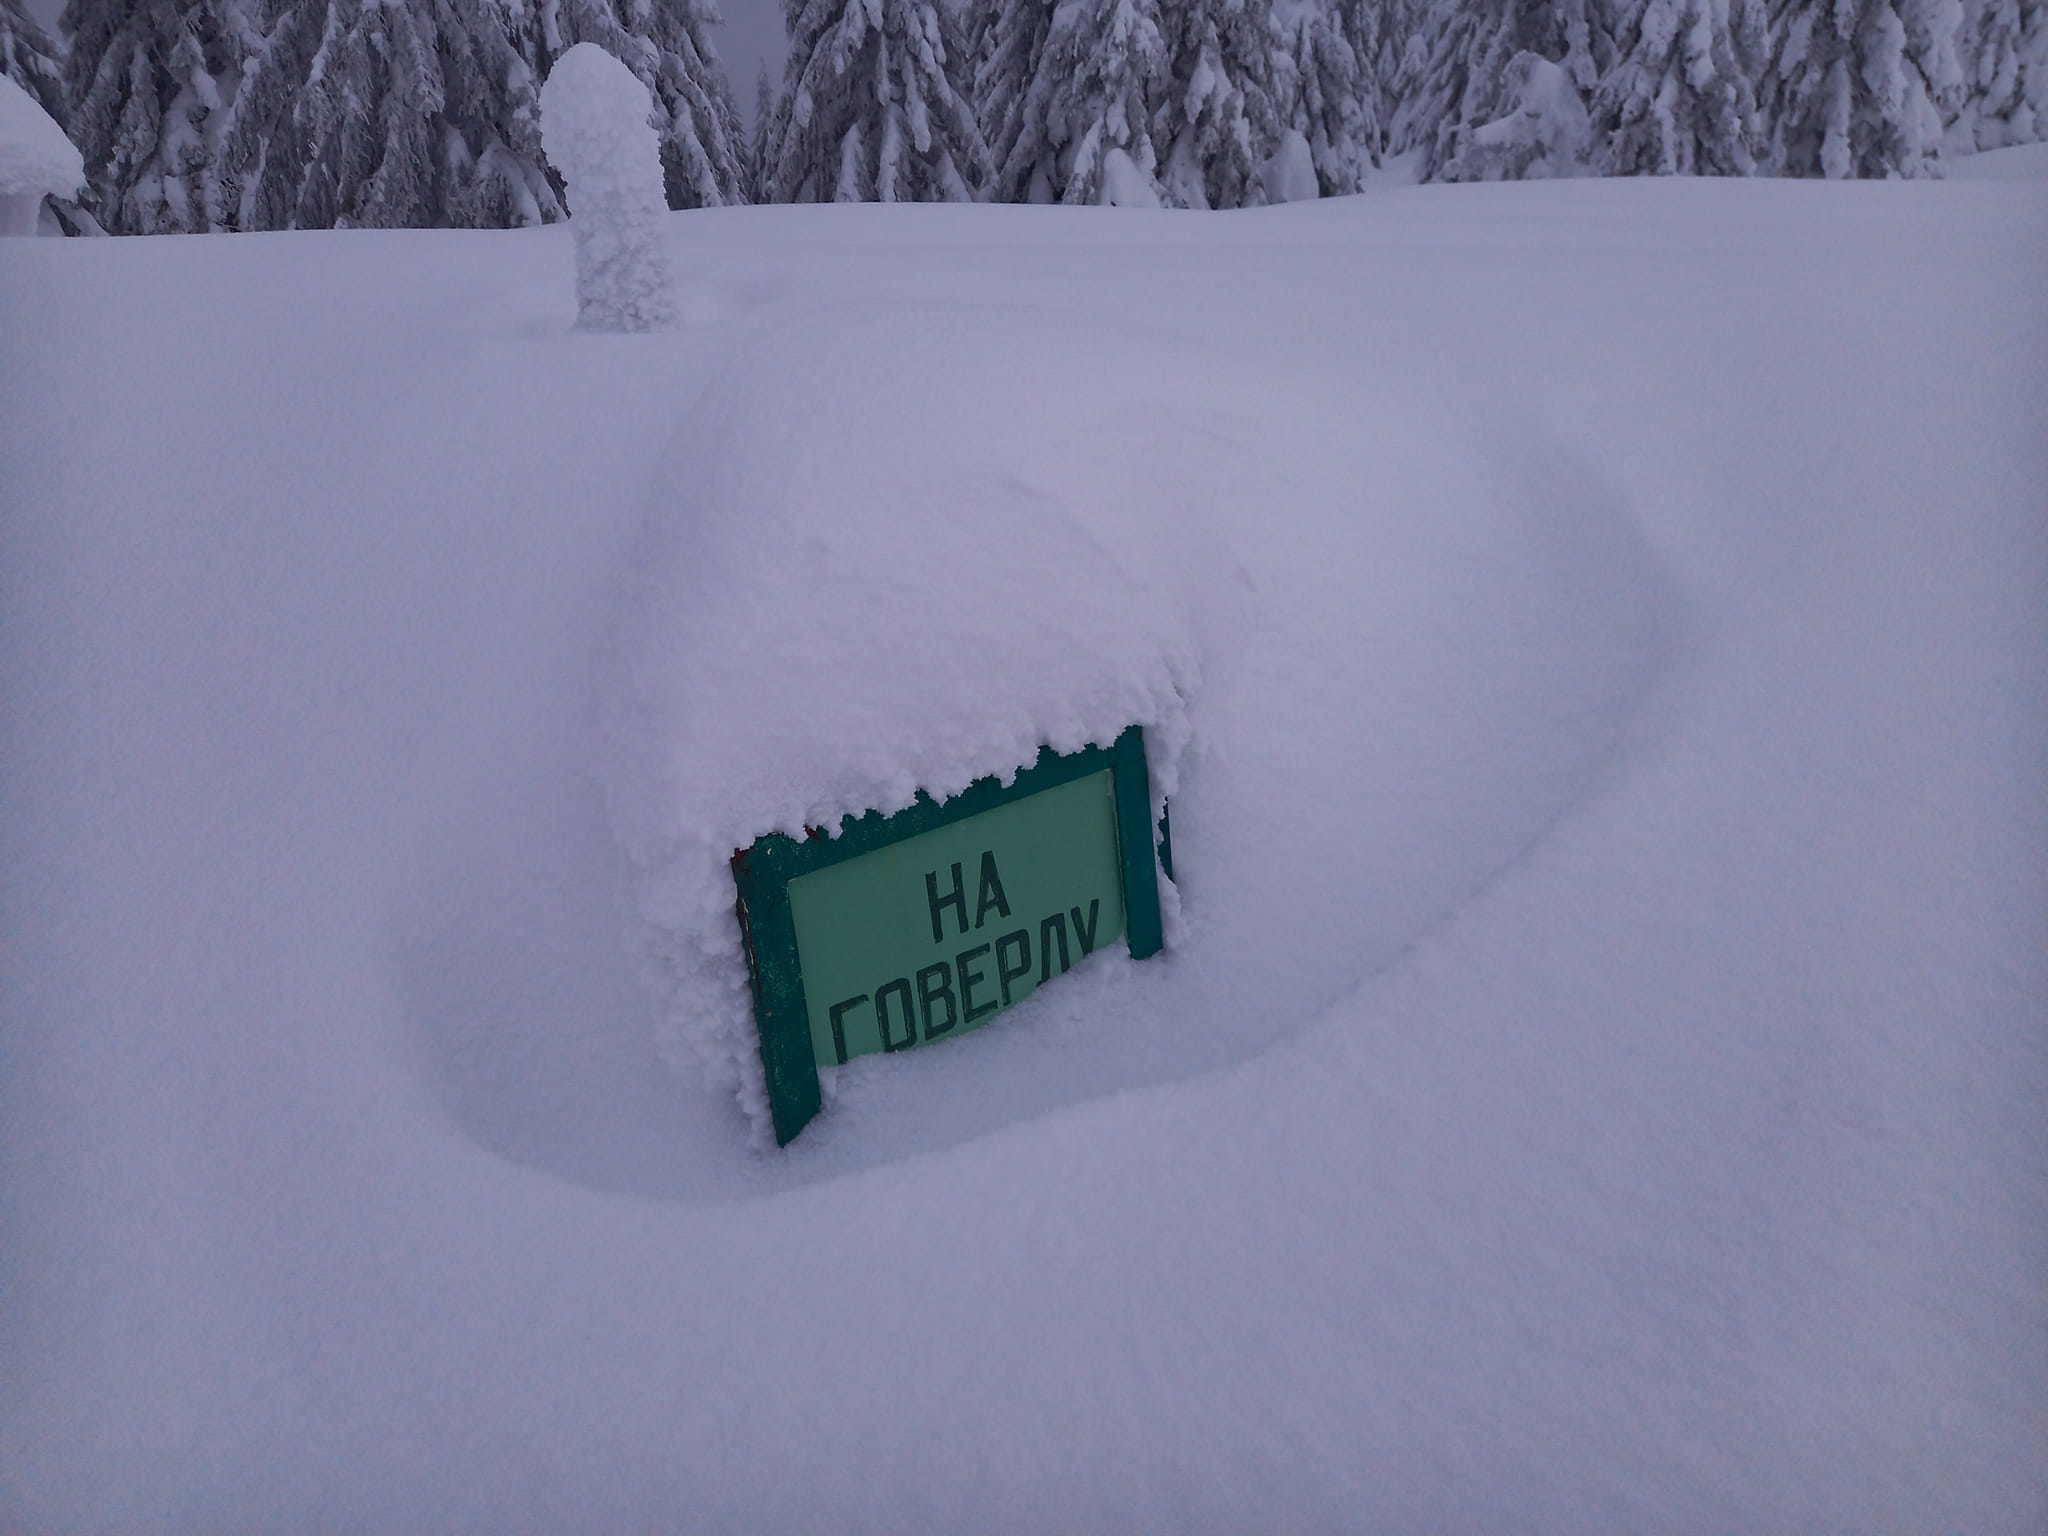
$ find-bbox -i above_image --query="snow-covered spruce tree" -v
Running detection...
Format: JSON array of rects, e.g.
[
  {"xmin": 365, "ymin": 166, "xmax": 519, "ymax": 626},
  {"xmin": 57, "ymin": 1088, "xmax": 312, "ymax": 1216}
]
[
  {"xmin": 63, "ymin": 0, "xmax": 557, "ymax": 232},
  {"xmin": 284, "ymin": 0, "xmax": 559, "ymax": 230},
  {"xmin": 1154, "ymin": 0, "xmax": 1285, "ymax": 206},
  {"xmin": 61, "ymin": 0, "xmax": 261, "ymax": 231},
  {"xmin": 208, "ymin": 0, "xmax": 318, "ymax": 230},
  {"xmin": 1338, "ymin": 0, "xmax": 1390, "ymax": 157},
  {"xmin": 541, "ymin": 40, "xmax": 679, "ymax": 329},
  {"xmin": 1949, "ymin": 0, "xmax": 2044, "ymax": 146},
  {"xmin": 762, "ymin": 0, "xmax": 988, "ymax": 201},
  {"xmin": 2, "ymin": 0, "xmax": 66, "ymax": 120},
  {"xmin": 748, "ymin": 61, "xmax": 775, "ymax": 197},
  {"xmin": 973, "ymin": 0, "xmax": 1056, "ymax": 198},
  {"xmin": 1378, "ymin": 0, "xmax": 1422, "ymax": 122},
  {"xmin": 1270, "ymin": 0, "xmax": 1378, "ymax": 196},
  {"xmin": 1386, "ymin": 0, "xmax": 1611, "ymax": 181},
  {"xmin": 978, "ymin": 0, "xmax": 1170, "ymax": 204},
  {"xmin": 1763, "ymin": 0, "xmax": 1964, "ymax": 175},
  {"xmin": 1593, "ymin": 0, "xmax": 1766, "ymax": 174},
  {"xmin": 503, "ymin": 0, "xmax": 747, "ymax": 209}
]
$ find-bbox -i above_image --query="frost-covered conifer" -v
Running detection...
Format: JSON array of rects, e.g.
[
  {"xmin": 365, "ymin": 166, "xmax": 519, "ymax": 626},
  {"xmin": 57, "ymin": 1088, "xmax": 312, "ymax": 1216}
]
[
  {"xmin": 1154, "ymin": 0, "xmax": 1285, "ymax": 206},
  {"xmin": 761, "ymin": 0, "xmax": 988, "ymax": 201},
  {"xmin": 1594, "ymin": 0, "xmax": 1765, "ymax": 174},
  {"xmin": 1763, "ymin": 0, "xmax": 1964, "ymax": 175},
  {"xmin": 62, "ymin": 0, "xmax": 260, "ymax": 231},
  {"xmin": 977, "ymin": 0, "xmax": 1170, "ymax": 204},
  {"xmin": 502, "ymin": 0, "xmax": 747, "ymax": 209},
  {"xmin": 1271, "ymin": 0, "xmax": 1378, "ymax": 196},
  {"xmin": 1949, "ymin": 0, "xmax": 2044, "ymax": 145},
  {"xmin": 542, "ymin": 40, "xmax": 679, "ymax": 330},
  {"xmin": 2, "ymin": 0, "xmax": 65, "ymax": 120}
]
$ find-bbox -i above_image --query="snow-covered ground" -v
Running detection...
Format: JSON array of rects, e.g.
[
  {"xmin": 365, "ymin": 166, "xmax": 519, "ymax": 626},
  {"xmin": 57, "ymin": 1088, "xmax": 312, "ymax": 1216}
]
[{"xmin": 3, "ymin": 169, "xmax": 2044, "ymax": 1530}]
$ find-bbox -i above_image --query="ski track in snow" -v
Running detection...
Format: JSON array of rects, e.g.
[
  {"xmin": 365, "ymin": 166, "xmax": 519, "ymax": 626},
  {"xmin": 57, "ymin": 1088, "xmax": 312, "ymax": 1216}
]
[{"xmin": 2, "ymin": 178, "xmax": 2044, "ymax": 1530}]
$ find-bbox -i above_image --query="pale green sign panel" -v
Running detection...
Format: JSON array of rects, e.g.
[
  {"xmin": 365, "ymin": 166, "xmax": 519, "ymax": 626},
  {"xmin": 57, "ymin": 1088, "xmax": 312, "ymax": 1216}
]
[
  {"xmin": 730, "ymin": 726, "xmax": 1166, "ymax": 1145},
  {"xmin": 787, "ymin": 770, "xmax": 1125, "ymax": 1065}
]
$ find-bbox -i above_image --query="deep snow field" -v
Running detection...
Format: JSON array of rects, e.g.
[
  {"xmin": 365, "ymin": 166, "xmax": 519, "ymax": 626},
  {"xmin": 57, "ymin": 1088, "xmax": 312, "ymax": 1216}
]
[{"xmin": 3, "ymin": 165, "xmax": 2045, "ymax": 1531}]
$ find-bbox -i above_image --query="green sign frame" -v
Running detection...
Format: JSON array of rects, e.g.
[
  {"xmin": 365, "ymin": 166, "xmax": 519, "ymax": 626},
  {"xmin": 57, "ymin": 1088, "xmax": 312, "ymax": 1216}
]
[{"xmin": 731, "ymin": 726, "xmax": 1165, "ymax": 1146}]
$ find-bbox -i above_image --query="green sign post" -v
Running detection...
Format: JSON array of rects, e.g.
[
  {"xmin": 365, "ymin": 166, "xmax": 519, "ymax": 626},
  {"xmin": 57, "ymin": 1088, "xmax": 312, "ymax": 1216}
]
[{"xmin": 731, "ymin": 726, "xmax": 1166, "ymax": 1145}]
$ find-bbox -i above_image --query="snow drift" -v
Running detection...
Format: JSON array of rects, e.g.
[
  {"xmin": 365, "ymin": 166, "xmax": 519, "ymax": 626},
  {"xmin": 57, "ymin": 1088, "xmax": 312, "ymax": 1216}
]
[{"xmin": 1, "ymin": 177, "xmax": 2043, "ymax": 1531}]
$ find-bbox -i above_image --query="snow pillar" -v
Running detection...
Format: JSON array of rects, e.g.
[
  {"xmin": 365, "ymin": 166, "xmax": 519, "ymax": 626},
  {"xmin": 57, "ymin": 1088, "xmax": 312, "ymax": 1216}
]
[{"xmin": 539, "ymin": 43, "xmax": 681, "ymax": 333}]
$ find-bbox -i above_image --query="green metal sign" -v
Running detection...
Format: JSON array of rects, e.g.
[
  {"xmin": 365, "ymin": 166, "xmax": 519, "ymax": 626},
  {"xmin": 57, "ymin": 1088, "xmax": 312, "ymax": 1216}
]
[{"xmin": 731, "ymin": 726, "xmax": 1165, "ymax": 1146}]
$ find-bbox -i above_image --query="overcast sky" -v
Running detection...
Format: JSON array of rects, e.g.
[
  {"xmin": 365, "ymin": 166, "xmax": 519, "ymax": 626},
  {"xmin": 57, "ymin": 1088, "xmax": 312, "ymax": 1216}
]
[{"xmin": 717, "ymin": 0, "xmax": 788, "ymax": 123}]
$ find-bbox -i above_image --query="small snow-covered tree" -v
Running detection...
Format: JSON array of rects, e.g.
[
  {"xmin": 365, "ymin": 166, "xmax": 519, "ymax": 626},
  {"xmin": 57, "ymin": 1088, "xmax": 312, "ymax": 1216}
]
[
  {"xmin": 1459, "ymin": 47, "xmax": 1593, "ymax": 172},
  {"xmin": 1763, "ymin": 0, "xmax": 1964, "ymax": 175},
  {"xmin": 2, "ymin": 0, "xmax": 65, "ymax": 120},
  {"xmin": 1593, "ymin": 0, "xmax": 1766, "ymax": 174},
  {"xmin": 542, "ymin": 40, "xmax": 680, "ymax": 330},
  {"xmin": 1271, "ymin": 0, "xmax": 1378, "ymax": 196},
  {"xmin": 761, "ymin": 0, "xmax": 988, "ymax": 201},
  {"xmin": 978, "ymin": 0, "xmax": 1170, "ymax": 204},
  {"xmin": 1387, "ymin": 0, "xmax": 1610, "ymax": 180},
  {"xmin": 1948, "ymin": 0, "xmax": 2044, "ymax": 146},
  {"xmin": 502, "ymin": 0, "xmax": 748, "ymax": 209},
  {"xmin": 1154, "ymin": 0, "xmax": 1286, "ymax": 206}
]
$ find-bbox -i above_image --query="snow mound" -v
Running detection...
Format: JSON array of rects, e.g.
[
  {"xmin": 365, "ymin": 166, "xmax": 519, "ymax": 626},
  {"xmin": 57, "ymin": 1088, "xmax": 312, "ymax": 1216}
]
[
  {"xmin": 7, "ymin": 181, "xmax": 2041, "ymax": 1531},
  {"xmin": 605, "ymin": 303, "xmax": 1198, "ymax": 1131},
  {"xmin": 1264, "ymin": 128, "xmax": 1321, "ymax": 203},
  {"xmin": 602, "ymin": 297, "xmax": 1682, "ymax": 1142},
  {"xmin": 0, "ymin": 73, "xmax": 83, "ymax": 236}
]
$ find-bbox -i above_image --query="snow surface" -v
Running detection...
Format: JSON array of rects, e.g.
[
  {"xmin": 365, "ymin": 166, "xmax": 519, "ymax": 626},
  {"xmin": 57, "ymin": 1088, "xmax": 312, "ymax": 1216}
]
[{"xmin": 2, "ymin": 178, "xmax": 2045, "ymax": 1529}]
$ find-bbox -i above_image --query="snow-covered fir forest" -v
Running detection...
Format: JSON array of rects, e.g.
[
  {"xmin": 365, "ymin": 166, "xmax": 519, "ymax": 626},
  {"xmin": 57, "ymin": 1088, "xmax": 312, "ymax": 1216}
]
[{"xmin": 2, "ymin": 0, "xmax": 2041, "ymax": 229}]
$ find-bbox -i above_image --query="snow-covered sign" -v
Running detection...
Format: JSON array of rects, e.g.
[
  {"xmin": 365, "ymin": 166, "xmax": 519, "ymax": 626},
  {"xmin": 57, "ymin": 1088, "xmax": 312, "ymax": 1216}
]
[
  {"xmin": 0, "ymin": 72, "xmax": 84, "ymax": 237},
  {"xmin": 732, "ymin": 728, "xmax": 1166, "ymax": 1145}
]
